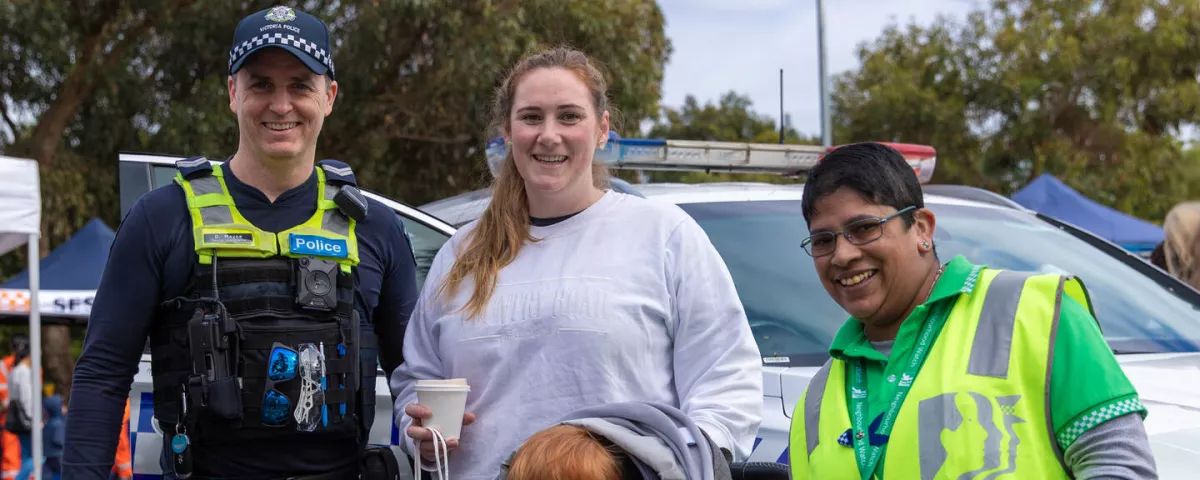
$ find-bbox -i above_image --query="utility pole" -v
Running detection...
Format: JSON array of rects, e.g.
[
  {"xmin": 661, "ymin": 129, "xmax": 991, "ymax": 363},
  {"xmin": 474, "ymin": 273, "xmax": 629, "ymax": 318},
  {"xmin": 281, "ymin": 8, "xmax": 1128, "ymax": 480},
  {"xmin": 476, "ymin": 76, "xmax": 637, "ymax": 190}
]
[
  {"xmin": 817, "ymin": 0, "xmax": 831, "ymax": 147},
  {"xmin": 779, "ymin": 69, "xmax": 785, "ymax": 144}
]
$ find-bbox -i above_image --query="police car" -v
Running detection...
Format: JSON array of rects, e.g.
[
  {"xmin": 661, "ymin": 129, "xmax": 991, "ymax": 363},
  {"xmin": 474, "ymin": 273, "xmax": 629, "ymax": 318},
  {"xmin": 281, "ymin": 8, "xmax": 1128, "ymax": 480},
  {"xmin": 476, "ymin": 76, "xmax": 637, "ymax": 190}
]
[{"xmin": 118, "ymin": 137, "xmax": 1200, "ymax": 478}]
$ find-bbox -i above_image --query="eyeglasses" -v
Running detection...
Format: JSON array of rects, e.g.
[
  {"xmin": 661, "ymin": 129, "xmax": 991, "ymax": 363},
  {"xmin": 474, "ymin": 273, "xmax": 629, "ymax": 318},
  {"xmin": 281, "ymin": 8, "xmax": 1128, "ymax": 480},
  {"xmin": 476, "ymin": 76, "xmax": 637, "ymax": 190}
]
[
  {"xmin": 801, "ymin": 206, "xmax": 916, "ymax": 257},
  {"xmin": 263, "ymin": 343, "xmax": 298, "ymax": 427}
]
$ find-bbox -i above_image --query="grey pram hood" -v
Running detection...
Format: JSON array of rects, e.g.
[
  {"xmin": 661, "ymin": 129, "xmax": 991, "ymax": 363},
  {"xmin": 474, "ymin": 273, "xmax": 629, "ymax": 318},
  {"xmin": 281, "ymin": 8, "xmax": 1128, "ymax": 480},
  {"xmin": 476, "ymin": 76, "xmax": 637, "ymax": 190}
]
[{"xmin": 496, "ymin": 401, "xmax": 732, "ymax": 480}]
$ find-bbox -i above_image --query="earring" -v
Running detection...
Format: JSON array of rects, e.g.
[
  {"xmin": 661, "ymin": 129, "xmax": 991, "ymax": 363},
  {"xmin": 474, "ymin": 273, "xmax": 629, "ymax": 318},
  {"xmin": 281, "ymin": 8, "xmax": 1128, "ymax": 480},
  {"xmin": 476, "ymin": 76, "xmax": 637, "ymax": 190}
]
[{"xmin": 922, "ymin": 241, "xmax": 931, "ymax": 250}]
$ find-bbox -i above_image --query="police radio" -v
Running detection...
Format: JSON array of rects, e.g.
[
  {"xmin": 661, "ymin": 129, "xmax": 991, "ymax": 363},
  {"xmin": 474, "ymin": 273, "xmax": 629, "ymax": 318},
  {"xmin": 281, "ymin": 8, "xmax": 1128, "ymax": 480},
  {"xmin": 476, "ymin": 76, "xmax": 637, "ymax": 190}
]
[
  {"xmin": 185, "ymin": 302, "xmax": 242, "ymax": 420},
  {"xmin": 296, "ymin": 257, "xmax": 339, "ymax": 311},
  {"xmin": 333, "ymin": 185, "xmax": 368, "ymax": 221}
]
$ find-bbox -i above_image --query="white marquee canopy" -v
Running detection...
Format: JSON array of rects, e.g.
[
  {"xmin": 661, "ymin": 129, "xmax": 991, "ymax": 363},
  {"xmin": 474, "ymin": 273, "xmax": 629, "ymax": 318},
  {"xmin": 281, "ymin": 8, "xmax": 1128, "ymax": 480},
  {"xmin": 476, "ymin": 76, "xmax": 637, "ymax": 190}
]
[{"xmin": 0, "ymin": 155, "xmax": 44, "ymax": 479}]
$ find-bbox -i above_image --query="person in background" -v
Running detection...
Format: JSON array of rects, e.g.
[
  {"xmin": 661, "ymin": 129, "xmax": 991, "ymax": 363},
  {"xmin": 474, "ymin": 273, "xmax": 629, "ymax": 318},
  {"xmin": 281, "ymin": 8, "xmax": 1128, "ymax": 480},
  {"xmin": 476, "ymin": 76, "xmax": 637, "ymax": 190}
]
[
  {"xmin": 110, "ymin": 400, "xmax": 130, "ymax": 480},
  {"xmin": 1148, "ymin": 241, "xmax": 1167, "ymax": 271},
  {"xmin": 6, "ymin": 342, "xmax": 32, "ymax": 480},
  {"xmin": 787, "ymin": 142, "xmax": 1157, "ymax": 479},
  {"xmin": 42, "ymin": 392, "xmax": 64, "ymax": 480},
  {"xmin": 0, "ymin": 336, "xmax": 28, "ymax": 480},
  {"xmin": 392, "ymin": 46, "xmax": 763, "ymax": 477},
  {"xmin": 1162, "ymin": 201, "xmax": 1200, "ymax": 290}
]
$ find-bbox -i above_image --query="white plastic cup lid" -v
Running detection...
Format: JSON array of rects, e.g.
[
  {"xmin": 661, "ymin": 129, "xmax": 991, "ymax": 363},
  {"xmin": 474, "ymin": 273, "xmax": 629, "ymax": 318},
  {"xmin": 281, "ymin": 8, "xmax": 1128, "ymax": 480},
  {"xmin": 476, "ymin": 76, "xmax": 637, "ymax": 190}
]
[{"xmin": 415, "ymin": 384, "xmax": 471, "ymax": 392}]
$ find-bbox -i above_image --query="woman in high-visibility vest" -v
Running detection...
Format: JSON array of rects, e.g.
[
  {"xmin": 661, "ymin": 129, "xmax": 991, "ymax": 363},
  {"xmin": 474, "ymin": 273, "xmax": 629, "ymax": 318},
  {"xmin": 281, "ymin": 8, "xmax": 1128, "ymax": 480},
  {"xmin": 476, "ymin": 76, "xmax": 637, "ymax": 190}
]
[{"xmin": 788, "ymin": 142, "xmax": 1158, "ymax": 479}]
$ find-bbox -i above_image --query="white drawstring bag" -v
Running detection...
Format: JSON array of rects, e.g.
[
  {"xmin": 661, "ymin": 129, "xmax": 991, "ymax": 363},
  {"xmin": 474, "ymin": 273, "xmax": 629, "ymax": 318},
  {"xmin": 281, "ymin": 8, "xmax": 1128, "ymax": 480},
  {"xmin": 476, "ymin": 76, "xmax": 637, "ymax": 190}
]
[{"xmin": 415, "ymin": 429, "xmax": 451, "ymax": 480}]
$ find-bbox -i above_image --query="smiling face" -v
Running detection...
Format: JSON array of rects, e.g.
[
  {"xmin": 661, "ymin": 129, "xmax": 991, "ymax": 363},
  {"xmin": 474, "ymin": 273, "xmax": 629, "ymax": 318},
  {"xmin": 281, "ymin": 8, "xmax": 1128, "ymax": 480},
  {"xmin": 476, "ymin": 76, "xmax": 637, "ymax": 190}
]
[
  {"xmin": 807, "ymin": 187, "xmax": 936, "ymax": 326},
  {"xmin": 505, "ymin": 67, "xmax": 609, "ymax": 207},
  {"xmin": 228, "ymin": 49, "xmax": 337, "ymax": 163}
]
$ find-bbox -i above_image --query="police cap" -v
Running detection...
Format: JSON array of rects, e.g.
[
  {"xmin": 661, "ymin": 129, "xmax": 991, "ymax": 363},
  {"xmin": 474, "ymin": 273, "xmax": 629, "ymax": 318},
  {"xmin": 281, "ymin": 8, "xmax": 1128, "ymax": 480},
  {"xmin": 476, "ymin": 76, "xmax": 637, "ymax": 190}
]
[{"xmin": 228, "ymin": 5, "xmax": 336, "ymax": 80}]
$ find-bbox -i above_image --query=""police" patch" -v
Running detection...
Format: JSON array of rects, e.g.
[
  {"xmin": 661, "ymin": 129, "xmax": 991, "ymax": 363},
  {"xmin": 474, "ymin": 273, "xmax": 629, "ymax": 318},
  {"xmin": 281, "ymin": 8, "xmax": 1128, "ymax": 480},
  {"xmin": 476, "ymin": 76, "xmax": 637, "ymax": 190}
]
[{"xmin": 290, "ymin": 234, "xmax": 348, "ymax": 258}]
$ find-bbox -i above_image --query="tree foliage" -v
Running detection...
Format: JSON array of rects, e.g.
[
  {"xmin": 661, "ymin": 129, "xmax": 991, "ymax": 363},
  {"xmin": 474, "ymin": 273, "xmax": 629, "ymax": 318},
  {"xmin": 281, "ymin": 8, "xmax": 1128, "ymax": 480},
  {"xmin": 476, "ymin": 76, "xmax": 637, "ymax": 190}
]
[
  {"xmin": 833, "ymin": 0, "xmax": 1200, "ymax": 222},
  {"xmin": 0, "ymin": 0, "xmax": 671, "ymax": 398}
]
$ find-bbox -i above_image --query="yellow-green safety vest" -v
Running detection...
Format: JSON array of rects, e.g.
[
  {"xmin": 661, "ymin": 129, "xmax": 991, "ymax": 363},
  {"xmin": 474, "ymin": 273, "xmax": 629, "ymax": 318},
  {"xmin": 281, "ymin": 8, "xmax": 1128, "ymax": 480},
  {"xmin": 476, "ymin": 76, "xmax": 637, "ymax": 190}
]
[
  {"xmin": 789, "ymin": 268, "xmax": 1094, "ymax": 480},
  {"xmin": 174, "ymin": 160, "xmax": 360, "ymax": 272}
]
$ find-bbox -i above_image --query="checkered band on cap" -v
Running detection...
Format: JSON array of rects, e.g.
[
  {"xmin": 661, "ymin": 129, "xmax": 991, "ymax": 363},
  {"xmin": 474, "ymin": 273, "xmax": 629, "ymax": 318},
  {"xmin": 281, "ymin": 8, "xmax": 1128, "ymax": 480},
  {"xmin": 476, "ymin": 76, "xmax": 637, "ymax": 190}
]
[{"xmin": 228, "ymin": 32, "xmax": 335, "ymax": 77}]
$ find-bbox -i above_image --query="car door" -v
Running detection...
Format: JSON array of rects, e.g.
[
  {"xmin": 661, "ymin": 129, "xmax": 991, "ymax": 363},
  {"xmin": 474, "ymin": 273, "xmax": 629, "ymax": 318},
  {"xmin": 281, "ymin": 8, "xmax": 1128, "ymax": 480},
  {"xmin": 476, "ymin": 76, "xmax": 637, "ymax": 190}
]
[{"xmin": 118, "ymin": 152, "xmax": 455, "ymax": 476}]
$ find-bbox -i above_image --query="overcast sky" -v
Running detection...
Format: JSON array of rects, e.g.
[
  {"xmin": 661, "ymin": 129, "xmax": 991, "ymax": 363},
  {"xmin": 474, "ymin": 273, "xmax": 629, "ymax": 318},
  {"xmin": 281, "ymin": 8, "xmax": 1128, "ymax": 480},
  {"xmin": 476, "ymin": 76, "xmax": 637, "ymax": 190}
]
[{"xmin": 657, "ymin": 0, "xmax": 986, "ymax": 138}]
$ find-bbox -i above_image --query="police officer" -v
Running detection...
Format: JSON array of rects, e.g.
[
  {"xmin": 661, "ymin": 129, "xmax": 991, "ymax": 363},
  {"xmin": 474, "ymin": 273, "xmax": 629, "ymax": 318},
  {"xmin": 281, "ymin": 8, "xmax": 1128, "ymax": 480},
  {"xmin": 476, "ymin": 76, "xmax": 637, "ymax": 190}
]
[
  {"xmin": 788, "ymin": 143, "xmax": 1157, "ymax": 479},
  {"xmin": 64, "ymin": 6, "xmax": 419, "ymax": 479}
]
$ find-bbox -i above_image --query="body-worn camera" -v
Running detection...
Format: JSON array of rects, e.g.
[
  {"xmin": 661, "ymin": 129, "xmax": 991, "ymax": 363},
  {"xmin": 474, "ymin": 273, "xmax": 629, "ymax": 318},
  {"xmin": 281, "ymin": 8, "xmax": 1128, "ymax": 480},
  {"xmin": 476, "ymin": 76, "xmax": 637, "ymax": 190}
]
[{"xmin": 296, "ymin": 257, "xmax": 339, "ymax": 311}]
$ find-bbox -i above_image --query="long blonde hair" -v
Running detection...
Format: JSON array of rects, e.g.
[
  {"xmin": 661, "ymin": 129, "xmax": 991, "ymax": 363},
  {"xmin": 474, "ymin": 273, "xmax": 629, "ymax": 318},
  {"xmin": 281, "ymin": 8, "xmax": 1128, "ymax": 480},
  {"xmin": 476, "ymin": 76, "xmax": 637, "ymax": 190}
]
[
  {"xmin": 1163, "ymin": 201, "xmax": 1200, "ymax": 290},
  {"xmin": 437, "ymin": 47, "xmax": 613, "ymax": 319}
]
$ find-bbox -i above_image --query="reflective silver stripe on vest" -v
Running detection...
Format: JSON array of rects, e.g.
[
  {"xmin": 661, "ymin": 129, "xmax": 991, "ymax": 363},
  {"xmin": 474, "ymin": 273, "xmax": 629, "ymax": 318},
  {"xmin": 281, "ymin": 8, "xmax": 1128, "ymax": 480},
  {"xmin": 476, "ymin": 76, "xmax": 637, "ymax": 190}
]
[
  {"xmin": 190, "ymin": 175, "xmax": 224, "ymax": 196},
  {"xmin": 967, "ymin": 271, "xmax": 1035, "ymax": 379},
  {"xmin": 190, "ymin": 176, "xmax": 234, "ymax": 225},
  {"xmin": 805, "ymin": 358, "xmax": 833, "ymax": 456},
  {"xmin": 324, "ymin": 182, "xmax": 339, "ymax": 203},
  {"xmin": 321, "ymin": 182, "xmax": 353, "ymax": 235},
  {"xmin": 322, "ymin": 208, "xmax": 351, "ymax": 236}
]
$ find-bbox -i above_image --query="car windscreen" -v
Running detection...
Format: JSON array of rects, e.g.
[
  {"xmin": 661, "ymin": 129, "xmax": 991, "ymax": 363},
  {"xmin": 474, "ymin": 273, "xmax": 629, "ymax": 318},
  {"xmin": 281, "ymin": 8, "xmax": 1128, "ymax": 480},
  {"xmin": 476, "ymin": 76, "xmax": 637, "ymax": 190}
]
[{"xmin": 677, "ymin": 200, "xmax": 1200, "ymax": 366}]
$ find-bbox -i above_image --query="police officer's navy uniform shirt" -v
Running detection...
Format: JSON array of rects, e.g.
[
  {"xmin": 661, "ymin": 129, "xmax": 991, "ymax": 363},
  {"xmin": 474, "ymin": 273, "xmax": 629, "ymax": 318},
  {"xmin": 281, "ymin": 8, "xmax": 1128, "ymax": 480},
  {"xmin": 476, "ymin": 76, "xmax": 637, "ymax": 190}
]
[{"xmin": 64, "ymin": 162, "xmax": 419, "ymax": 478}]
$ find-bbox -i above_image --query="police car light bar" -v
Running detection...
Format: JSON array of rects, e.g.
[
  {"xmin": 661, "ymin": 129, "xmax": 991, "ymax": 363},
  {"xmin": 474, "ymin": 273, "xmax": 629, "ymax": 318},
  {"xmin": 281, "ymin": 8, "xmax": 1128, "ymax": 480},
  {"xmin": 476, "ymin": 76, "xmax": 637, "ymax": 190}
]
[{"xmin": 485, "ymin": 136, "xmax": 937, "ymax": 183}]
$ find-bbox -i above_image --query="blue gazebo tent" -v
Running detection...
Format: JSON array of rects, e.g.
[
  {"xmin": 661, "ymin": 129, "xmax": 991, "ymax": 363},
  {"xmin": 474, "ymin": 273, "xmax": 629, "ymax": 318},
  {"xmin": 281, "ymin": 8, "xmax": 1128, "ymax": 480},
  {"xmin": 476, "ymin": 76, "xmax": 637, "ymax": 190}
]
[
  {"xmin": 1011, "ymin": 174, "xmax": 1163, "ymax": 253},
  {"xmin": 0, "ymin": 218, "xmax": 116, "ymax": 321}
]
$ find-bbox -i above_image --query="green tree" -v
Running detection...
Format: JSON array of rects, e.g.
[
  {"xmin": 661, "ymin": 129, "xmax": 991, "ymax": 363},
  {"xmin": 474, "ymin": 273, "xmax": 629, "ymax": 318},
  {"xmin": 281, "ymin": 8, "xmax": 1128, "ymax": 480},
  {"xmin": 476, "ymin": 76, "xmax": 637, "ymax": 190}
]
[
  {"xmin": 832, "ymin": 0, "xmax": 1200, "ymax": 222},
  {"xmin": 638, "ymin": 91, "xmax": 818, "ymax": 184}
]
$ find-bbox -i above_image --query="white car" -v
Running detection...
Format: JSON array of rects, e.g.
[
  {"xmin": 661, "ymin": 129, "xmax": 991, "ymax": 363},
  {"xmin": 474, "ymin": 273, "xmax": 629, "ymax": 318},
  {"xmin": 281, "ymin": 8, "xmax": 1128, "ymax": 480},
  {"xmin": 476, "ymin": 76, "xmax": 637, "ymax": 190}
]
[{"xmin": 117, "ymin": 139, "xmax": 1200, "ymax": 478}]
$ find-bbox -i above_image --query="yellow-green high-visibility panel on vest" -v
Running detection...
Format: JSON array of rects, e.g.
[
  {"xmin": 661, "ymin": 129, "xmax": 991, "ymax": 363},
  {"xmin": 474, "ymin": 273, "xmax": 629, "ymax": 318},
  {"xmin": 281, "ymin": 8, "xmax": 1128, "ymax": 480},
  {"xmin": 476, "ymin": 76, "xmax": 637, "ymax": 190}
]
[
  {"xmin": 790, "ymin": 268, "xmax": 1092, "ymax": 479},
  {"xmin": 174, "ymin": 163, "xmax": 360, "ymax": 273}
]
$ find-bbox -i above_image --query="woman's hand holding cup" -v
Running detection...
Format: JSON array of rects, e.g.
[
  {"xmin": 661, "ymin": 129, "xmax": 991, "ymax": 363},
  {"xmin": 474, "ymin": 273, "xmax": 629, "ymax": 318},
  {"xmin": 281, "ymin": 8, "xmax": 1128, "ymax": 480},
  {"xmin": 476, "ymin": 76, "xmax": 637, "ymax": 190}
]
[
  {"xmin": 404, "ymin": 403, "xmax": 477, "ymax": 462},
  {"xmin": 405, "ymin": 378, "xmax": 474, "ymax": 463}
]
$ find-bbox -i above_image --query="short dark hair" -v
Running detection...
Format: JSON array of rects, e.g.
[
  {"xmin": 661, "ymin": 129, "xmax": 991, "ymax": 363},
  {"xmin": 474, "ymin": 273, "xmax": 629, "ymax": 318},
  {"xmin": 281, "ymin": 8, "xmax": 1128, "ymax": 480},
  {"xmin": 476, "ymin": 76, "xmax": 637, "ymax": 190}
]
[
  {"xmin": 10, "ymin": 334, "xmax": 28, "ymax": 351},
  {"xmin": 801, "ymin": 142, "xmax": 925, "ymax": 227},
  {"xmin": 10, "ymin": 334, "xmax": 29, "ymax": 360},
  {"xmin": 1150, "ymin": 241, "xmax": 1167, "ymax": 270}
]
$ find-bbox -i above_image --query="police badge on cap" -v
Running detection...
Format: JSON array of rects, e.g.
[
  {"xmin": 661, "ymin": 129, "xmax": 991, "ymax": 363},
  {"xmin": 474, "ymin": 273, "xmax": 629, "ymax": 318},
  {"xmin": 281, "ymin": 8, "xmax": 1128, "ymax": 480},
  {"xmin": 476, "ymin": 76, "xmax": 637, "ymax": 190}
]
[
  {"xmin": 265, "ymin": 6, "xmax": 297, "ymax": 22},
  {"xmin": 228, "ymin": 5, "xmax": 336, "ymax": 79}
]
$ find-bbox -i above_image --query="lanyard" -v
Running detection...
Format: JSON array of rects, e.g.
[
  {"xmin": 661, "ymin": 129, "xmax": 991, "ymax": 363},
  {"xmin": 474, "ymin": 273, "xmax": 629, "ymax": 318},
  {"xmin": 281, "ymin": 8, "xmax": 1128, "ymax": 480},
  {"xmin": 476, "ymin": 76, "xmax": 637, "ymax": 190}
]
[{"xmin": 849, "ymin": 301, "xmax": 949, "ymax": 480}]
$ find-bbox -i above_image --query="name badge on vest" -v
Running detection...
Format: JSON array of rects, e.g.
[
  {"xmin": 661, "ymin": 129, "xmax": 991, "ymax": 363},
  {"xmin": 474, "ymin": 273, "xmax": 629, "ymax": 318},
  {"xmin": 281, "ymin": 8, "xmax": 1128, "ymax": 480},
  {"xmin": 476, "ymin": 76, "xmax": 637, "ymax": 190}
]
[
  {"xmin": 203, "ymin": 232, "xmax": 255, "ymax": 245},
  {"xmin": 290, "ymin": 234, "xmax": 348, "ymax": 258}
]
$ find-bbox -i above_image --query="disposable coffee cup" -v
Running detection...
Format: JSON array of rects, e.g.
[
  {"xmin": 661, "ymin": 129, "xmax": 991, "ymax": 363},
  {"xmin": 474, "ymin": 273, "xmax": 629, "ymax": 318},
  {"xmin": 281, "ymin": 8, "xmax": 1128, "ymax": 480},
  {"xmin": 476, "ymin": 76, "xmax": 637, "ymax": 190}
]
[{"xmin": 415, "ymin": 378, "xmax": 471, "ymax": 440}]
